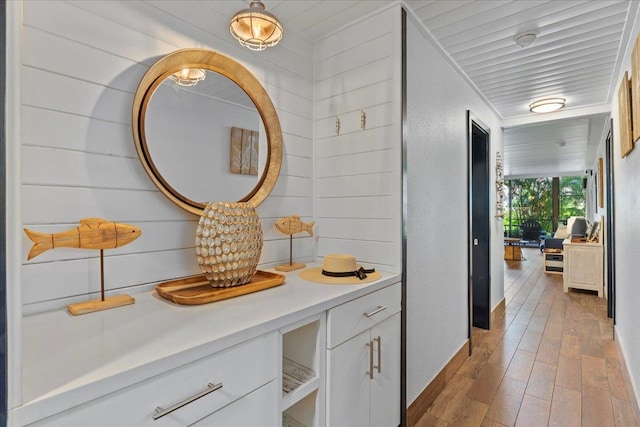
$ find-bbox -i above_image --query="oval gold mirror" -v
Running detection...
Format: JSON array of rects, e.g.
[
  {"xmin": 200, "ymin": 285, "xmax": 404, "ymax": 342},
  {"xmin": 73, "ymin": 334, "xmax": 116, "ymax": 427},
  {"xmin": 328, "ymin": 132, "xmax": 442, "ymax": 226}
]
[{"xmin": 132, "ymin": 48, "xmax": 282, "ymax": 216}]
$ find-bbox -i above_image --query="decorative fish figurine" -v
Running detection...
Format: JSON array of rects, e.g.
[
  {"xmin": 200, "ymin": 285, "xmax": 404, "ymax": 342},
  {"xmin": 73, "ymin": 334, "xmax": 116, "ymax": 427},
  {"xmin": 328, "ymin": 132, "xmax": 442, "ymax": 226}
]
[
  {"xmin": 24, "ymin": 218, "xmax": 142, "ymax": 260},
  {"xmin": 275, "ymin": 215, "xmax": 314, "ymax": 236}
]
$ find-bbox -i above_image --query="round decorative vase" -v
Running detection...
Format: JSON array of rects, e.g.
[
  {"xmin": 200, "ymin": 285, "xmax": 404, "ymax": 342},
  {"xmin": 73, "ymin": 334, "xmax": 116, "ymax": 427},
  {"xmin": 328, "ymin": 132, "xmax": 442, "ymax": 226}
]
[{"xmin": 195, "ymin": 202, "xmax": 263, "ymax": 287}]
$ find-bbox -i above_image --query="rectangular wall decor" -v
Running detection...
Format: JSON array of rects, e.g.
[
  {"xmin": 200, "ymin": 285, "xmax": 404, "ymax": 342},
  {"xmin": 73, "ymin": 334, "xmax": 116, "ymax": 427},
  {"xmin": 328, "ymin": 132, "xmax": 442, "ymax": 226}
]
[
  {"xmin": 632, "ymin": 33, "xmax": 640, "ymax": 143},
  {"xmin": 598, "ymin": 157, "xmax": 604, "ymax": 209},
  {"xmin": 230, "ymin": 127, "xmax": 259, "ymax": 175},
  {"xmin": 618, "ymin": 72, "xmax": 633, "ymax": 158}
]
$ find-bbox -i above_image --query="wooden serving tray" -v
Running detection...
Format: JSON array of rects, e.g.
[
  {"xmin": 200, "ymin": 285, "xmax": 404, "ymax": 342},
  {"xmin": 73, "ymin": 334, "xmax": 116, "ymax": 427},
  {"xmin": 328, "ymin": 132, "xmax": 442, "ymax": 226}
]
[{"xmin": 156, "ymin": 270, "xmax": 285, "ymax": 305}]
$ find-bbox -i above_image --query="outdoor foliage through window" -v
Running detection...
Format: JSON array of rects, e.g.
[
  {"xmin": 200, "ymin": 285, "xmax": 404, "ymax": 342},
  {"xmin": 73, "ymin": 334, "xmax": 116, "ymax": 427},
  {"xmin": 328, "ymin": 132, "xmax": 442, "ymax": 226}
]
[{"xmin": 504, "ymin": 176, "xmax": 585, "ymax": 236}]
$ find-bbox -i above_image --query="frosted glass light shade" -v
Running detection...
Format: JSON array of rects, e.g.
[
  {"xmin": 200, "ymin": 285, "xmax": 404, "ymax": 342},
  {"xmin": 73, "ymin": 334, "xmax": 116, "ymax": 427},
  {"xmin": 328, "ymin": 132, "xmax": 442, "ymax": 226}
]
[
  {"xmin": 230, "ymin": 1, "xmax": 283, "ymax": 51},
  {"xmin": 529, "ymin": 98, "xmax": 565, "ymax": 113}
]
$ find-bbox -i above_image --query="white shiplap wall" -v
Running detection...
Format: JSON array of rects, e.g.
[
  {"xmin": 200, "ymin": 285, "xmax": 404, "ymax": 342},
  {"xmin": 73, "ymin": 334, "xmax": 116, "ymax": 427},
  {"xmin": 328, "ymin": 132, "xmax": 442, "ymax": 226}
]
[
  {"xmin": 313, "ymin": 5, "xmax": 403, "ymax": 273},
  {"xmin": 17, "ymin": 0, "xmax": 314, "ymax": 313}
]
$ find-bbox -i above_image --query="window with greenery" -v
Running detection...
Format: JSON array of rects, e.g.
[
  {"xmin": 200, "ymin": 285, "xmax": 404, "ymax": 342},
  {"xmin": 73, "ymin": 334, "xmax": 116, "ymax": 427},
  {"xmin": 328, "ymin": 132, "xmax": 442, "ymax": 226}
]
[
  {"xmin": 559, "ymin": 176, "xmax": 586, "ymax": 219},
  {"xmin": 504, "ymin": 176, "xmax": 585, "ymax": 237}
]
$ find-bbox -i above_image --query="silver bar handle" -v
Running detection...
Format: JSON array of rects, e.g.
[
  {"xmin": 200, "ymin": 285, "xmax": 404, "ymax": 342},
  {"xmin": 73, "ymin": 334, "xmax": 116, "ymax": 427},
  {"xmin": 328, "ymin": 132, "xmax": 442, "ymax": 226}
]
[
  {"xmin": 364, "ymin": 305, "xmax": 388, "ymax": 318},
  {"xmin": 373, "ymin": 336, "xmax": 381, "ymax": 373},
  {"xmin": 153, "ymin": 382, "xmax": 223, "ymax": 420},
  {"xmin": 366, "ymin": 341, "xmax": 374, "ymax": 379}
]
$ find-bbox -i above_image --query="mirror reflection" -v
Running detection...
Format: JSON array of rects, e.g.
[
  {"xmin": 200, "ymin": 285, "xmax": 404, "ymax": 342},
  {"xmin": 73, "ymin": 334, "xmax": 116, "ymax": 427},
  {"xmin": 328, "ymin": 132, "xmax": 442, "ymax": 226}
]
[
  {"xmin": 133, "ymin": 48, "xmax": 282, "ymax": 215},
  {"xmin": 145, "ymin": 70, "xmax": 266, "ymax": 203}
]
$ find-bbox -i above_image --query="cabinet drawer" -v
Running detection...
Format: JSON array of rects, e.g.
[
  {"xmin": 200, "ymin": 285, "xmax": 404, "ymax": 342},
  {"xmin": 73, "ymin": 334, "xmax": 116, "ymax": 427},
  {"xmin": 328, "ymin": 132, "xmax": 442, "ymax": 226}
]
[
  {"xmin": 190, "ymin": 380, "xmax": 278, "ymax": 426},
  {"xmin": 327, "ymin": 282, "xmax": 401, "ymax": 349},
  {"xmin": 29, "ymin": 333, "xmax": 278, "ymax": 427},
  {"xmin": 545, "ymin": 254, "xmax": 563, "ymax": 261}
]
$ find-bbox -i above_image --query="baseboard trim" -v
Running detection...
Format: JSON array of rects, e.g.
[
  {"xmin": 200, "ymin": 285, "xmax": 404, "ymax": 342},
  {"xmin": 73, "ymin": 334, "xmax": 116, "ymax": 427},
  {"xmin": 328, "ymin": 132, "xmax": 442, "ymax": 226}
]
[
  {"xmin": 406, "ymin": 298, "xmax": 506, "ymax": 426},
  {"xmin": 491, "ymin": 298, "xmax": 506, "ymax": 327},
  {"xmin": 406, "ymin": 340, "xmax": 469, "ymax": 427},
  {"xmin": 614, "ymin": 328, "xmax": 640, "ymax": 423}
]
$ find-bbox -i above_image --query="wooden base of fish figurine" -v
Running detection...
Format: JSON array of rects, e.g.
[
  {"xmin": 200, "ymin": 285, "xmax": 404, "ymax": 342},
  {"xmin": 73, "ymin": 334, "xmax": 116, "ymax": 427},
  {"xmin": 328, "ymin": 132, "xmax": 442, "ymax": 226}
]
[
  {"xmin": 275, "ymin": 262, "xmax": 306, "ymax": 272},
  {"xmin": 67, "ymin": 294, "xmax": 135, "ymax": 316}
]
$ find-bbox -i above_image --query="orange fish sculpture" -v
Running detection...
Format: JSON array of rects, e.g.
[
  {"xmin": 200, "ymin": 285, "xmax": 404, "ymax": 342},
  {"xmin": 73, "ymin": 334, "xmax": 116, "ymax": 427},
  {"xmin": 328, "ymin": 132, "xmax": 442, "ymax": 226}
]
[
  {"xmin": 275, "ymin": 215, "xmax": 314, "ymax": 236},
  {"xmin": 24, "ymin": 218, "xmax": 142, "ymax": 260}
]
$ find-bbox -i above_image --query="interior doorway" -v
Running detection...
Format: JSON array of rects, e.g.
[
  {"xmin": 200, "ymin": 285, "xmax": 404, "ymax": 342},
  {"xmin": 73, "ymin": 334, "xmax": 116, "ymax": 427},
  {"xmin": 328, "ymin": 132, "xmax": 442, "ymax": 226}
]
[{"xmin": 468, "ymin": 112, "xmax": 491, "ymax": 337}]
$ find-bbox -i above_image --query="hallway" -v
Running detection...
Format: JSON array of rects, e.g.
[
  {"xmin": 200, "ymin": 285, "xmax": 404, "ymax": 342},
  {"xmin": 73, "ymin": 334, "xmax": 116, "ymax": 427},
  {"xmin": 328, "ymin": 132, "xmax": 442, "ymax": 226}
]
[{"xmin": 416, "ymin": 247, "xmax": 639, "ymax": 426}]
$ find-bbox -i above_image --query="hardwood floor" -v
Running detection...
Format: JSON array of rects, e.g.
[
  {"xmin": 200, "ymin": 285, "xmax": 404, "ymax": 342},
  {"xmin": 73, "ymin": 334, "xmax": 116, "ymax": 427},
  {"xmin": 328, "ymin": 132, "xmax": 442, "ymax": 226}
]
[{"xmin": 416, "ymin": 248, "xmax": 640, "ymax": 427}]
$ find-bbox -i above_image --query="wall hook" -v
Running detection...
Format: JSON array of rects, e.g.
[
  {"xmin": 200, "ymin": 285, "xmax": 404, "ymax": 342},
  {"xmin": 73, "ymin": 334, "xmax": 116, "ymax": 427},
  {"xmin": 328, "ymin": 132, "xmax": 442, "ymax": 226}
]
[
  {"xmin": 336, "ymin": 116, "xmax": 341, "ymax": 135},
  {"xmin": 361, "ymin": 109, "xmax": 366, "ymax": 130}
]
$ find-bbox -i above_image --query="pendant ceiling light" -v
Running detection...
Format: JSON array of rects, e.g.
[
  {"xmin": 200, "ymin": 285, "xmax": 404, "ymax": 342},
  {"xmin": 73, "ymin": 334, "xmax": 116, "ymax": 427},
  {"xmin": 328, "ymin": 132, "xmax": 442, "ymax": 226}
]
[
  {"xmin": 168, "ymin": 68, "xmax": 206, "ymax": 87},
  {"xmin": 230, "ymin": 1, "xmax": 283, "ymax": 51},
  {"xmin": 529, "ymin": 98, "xmax": 565, "ymax": 113}
]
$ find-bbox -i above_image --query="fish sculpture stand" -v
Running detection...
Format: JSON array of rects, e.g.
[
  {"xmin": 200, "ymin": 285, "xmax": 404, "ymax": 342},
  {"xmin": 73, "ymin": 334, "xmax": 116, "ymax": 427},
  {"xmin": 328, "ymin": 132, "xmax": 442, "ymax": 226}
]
[
  {"xmin": 274, "ymin": 215, "xmax": 314, "ymax": 272},
  {"xmin": 24, "ymin": 218, "xmax": 142, "ymax": 315}
]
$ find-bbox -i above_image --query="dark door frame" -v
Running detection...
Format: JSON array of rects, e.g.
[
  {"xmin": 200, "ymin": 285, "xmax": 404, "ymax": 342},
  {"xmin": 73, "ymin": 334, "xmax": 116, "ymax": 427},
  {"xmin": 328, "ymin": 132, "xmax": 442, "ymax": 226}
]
[
  {"xmin": 1, "ymin": 0, "xmax": 8, "ymax": 424},
  {"xmin": 605, "ymin": 122, "xmax": 616, "ymax": 324},
  {"xmin": 467, "ymin": 111, "xmax": 491, "ymax": 352}
]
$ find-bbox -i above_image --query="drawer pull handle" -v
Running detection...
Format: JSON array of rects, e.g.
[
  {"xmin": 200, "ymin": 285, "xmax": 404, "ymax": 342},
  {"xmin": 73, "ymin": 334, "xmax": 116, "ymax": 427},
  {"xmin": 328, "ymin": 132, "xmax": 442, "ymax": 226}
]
[
  {"xmin": 364, "ymin": 305, "xmax": 388, "ymax": 318},
  {"xmin": 374, "ymin": 336, "xmax": 381, "ymax": 373},
  {"xmin": 153, "ymin": 382, "xmax": 223, "ymax": 420},
  {"xmin": 366, "ymin": 341, "xmax": 374, "ymax": 379}
]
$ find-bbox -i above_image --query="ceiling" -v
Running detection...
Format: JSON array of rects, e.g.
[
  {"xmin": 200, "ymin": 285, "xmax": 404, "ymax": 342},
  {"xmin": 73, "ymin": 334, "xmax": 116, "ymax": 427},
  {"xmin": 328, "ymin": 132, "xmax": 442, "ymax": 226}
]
[{"xmin": 249, "ymin": 1, "xmax": 640, "ymax": 177}]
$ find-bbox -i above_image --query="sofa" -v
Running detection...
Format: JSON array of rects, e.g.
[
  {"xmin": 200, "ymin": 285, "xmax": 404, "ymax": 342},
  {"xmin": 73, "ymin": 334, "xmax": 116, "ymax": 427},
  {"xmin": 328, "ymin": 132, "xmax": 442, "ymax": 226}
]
[{"xmin": 540, "ymin": 217, "xmax": 587, "ymax": 252}]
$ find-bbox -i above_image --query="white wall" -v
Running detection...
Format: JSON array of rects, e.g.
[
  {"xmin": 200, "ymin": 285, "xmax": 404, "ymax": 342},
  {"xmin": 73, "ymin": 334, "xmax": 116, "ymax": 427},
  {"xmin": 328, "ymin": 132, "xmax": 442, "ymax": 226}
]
[
  {"xmin": 313, "ymin": 6, "xmax": 403, "ymax": 273},
  {"xmin": 609, "ymin": 5, "xmax": 640, "ymax": 405},
  {"xmin": 16, "ymin": 0, "xmax": 315, "ymax": 313},
  {"xmin": 405, "ymin": 13, "xmax": 504, "ymax": 405}
]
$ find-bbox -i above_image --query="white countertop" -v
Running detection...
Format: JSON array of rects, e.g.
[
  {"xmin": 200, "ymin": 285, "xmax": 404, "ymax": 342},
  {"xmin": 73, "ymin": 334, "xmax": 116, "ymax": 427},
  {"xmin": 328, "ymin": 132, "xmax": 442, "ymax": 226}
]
[{"xmin": 15, "ymin": 267, "xmax": 401, "ymax": 424}]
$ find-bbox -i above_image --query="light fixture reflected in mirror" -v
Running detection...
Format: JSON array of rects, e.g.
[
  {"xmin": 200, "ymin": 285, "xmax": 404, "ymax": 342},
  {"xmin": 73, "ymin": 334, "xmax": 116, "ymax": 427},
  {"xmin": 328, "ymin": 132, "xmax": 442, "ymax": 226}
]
[
  {"xmin": 230, "ymin": 1, "xmax": 283, "ymax": 51},
  {"xmin": 529, "ymin": 97, "xmax": 565, "ymax": 113},
  {"xmin": 168, "ymin": 68, "xmax": 206, "ymax": 87}
]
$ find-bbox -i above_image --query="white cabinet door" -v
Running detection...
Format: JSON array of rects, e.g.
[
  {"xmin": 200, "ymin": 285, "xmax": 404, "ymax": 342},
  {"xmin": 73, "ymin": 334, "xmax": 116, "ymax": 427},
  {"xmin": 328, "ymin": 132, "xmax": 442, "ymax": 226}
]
[
  {"xmin": 327, "ymin": 313, "xmax": 401, "ymax": 427},
  {"xmin": 327, "ymin": 329, "xmax": 371, "ymax": 427},
  {"xmin": 370, "ymin": 313, "xmax": 401, "ymax": 427},
  {"xmin": 190, "ymin": 380, "xmax": 279, "ymax": 427}
]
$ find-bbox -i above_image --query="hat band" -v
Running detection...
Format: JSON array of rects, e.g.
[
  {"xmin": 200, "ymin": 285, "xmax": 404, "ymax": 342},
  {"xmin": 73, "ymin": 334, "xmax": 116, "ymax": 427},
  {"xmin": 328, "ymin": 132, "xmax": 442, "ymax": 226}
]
[{"xmin": 322, "ymin": 267, "xmax": 375, "ymax": 280}]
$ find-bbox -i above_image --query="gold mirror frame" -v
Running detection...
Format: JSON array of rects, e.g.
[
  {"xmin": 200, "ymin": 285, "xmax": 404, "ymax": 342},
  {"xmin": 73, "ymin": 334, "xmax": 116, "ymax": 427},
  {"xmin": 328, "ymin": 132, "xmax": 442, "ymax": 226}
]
[{"xmin": 132, "ymin": 48, "xmax": 282, "ymax": 215}]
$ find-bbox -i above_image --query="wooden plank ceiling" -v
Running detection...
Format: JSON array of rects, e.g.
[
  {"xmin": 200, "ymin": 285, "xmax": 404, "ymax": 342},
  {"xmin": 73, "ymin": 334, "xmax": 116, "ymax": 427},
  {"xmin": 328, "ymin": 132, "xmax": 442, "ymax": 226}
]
[{"xmin": 245, "ymin": 1, "xmax": 638, "ymax": 177}]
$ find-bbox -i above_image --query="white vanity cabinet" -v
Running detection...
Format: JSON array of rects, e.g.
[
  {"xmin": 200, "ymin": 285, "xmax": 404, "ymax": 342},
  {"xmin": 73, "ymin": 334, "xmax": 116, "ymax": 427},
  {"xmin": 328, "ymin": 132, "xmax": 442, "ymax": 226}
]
[
  {"xmin": 326, "ymin": 283, "xmax": 401, "ymax": 427},
  {"xmin": 11, "ymin": 270, "xmax": 401, "ymax": 427}
]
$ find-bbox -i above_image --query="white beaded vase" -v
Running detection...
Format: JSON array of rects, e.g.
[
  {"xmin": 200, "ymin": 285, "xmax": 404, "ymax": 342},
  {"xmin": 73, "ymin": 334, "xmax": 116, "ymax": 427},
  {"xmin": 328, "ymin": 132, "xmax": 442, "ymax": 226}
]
[{"xmin": 195, "ymin": 202, "xmax": 263, "ymax": 287}]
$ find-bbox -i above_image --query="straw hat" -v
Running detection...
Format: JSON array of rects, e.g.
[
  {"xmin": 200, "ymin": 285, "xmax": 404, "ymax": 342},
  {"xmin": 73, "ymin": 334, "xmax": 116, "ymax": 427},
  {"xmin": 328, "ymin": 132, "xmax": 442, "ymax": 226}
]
[{"xmin": 299, "ymin": 254, "xmax": 381, "ymax": 284}]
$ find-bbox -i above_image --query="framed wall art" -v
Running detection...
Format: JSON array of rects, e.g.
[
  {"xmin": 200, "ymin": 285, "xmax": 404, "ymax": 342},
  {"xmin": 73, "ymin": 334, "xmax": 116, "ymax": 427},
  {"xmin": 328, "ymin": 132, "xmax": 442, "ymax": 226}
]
[
  {"xmin": 631, "ymin": 33, "xmax": 640, "ymax": 143},
  {"xmin": 618, "ymin": 71, "xmax": 633, "ymax": 158},
  {"xmin": 598, "ymin": 157, "xmax": 604, "ymax": 208},
  {"xmin": 230, "ymin": 127, "xmax": 259, "ymax": 175}
]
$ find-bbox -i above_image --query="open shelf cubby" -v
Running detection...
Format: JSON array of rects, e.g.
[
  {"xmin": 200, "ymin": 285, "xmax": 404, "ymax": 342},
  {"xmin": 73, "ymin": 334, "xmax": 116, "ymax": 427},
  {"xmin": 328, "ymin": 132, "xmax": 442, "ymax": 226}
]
[{"xmin": 280, "ymin": 313, "xmax": 325, "ymax": 426}]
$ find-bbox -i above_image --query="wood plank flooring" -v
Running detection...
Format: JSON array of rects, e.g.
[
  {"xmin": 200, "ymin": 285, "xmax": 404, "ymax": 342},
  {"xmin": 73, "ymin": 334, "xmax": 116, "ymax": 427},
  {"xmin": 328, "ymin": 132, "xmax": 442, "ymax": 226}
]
[{"xmin": 416, "ymin": 248, "xmax": 639, "ymax": 427}]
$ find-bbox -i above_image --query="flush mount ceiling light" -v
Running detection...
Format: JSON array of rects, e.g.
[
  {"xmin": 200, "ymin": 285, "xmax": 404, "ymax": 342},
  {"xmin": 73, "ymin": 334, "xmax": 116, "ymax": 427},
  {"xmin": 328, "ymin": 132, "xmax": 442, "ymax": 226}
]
[
  {"xmin": 229, "ymin": 1, "xmax": 283, "ymax": 51},
  {"xmin": 529, "ymin": 97, "xmax": 566, "ymax": 113},
  {"xmin": 168, "ymin": 68, "xmax": 206, "ymax": 87},
  {"xmin": 514, "ymin": 31, "xmax": 538, "ymax": 48}
]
